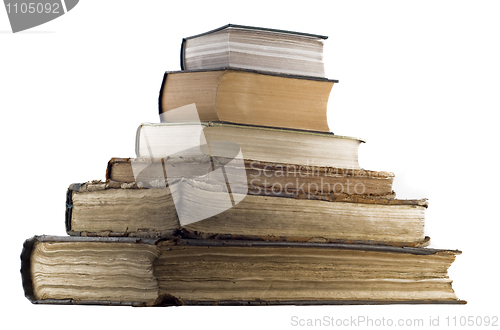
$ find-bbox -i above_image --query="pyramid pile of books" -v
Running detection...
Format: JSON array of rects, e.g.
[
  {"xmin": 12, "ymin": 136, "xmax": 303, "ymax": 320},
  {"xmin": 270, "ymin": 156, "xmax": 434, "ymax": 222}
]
[{"xmin": 22, "ymin": 24, "xmax": 464, "ymax": 306}]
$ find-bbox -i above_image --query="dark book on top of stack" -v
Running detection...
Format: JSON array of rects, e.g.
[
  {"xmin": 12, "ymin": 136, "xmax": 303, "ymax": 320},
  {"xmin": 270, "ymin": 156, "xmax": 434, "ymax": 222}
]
[{"xmin": 180, "ymin": 24, "xmax": 328, "ymax": 78}]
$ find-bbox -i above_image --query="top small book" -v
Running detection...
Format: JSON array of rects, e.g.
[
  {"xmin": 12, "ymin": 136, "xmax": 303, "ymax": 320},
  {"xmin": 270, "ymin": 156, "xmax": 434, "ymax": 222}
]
[{"xmin": 181, "ymin": 24, "xmax": 328, "ymax": 78}]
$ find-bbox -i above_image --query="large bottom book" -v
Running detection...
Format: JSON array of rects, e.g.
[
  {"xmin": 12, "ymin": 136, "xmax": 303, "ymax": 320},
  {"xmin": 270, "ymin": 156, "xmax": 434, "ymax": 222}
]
[{"xmin": 21, "ymin": 236, "xmax": 465, "ymax": 306}]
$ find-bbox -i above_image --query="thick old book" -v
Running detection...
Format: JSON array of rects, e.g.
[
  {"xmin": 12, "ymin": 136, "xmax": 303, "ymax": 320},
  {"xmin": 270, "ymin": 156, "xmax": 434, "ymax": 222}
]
[
  {"xmin": 158, "ymin": 69, "xmax": 336, "ymax": 132},
  {"xmin": 22, "ymin": 236, "xmax": 464, "ymax": 306},
  {"xmin": 136, "ymin": 122, "xmax": 363, "ymax": 169},
  {"xmin": 181, "ymin": 24, "xmax": 328, "ymax": 78},
  {"xmin": 66, "ymin": 180, "xmax": 429, "ymax": 247},
  {"xmin": 106, "ymin": 157, "xmax": 396, "ymax": 198}
]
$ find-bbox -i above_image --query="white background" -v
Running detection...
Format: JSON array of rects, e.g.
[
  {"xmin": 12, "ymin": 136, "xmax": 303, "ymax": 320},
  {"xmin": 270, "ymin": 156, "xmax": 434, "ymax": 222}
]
[{"xmin": 2, "ymin": 1, "xmax": 499, "ymax": 328}]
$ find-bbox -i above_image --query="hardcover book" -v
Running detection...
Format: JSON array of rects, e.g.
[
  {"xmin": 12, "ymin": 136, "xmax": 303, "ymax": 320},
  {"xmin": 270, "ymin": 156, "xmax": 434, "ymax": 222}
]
[
  {"xmin": 159, "ymin": 69, "xmax": 337, "ymax": 132},
  {"xmin": 106, "ymin": 157, "xmax": 396, "ymax": 198},
  {"xmin": 136, "ymin": 122, "xmax": 363, "ymax": 169},
  {"xmin": 66, "ymin": 180, "xmax": 429, "ymax": 247},
  {"xmin": 181, "ymin": 24, "xmax": 328, "ymax": 78},
  {"xmin": 22, "ymin": 236, "xmax": 464, "ymax": 306}
]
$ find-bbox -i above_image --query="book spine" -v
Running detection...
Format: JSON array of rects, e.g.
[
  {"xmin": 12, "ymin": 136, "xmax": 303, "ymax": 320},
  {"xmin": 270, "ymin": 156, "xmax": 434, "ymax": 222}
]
[
  {"xmin": 180, "ymin": 38, "xmax": 187, "ymax": 70},
  {"xmin": 158, "ymin": 72, "xmax": 168, "ymax": 116},
  {"xmin": 135, "ymin": 124, "xmax": 144, "ymax": 158},
  {"xmin": 20, "ymin": 235, "xmax": 160, "ymax": 306},
  {"xmin": 20, "ymin": 236, "xmax": 37, "ymax": 303},
  {"xmin": 105, "ymin": 158, "xmax": 114, "ymax": 181},
  {"xmin": 65, "ymin": 184, "xmax": 82, "ymax": 236}
]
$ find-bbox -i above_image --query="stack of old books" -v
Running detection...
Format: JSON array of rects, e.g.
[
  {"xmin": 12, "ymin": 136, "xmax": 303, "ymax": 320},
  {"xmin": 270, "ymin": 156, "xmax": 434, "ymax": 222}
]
[{"xmin": 21, "ymin": 24, "xmax": 464, "ymax": 306}]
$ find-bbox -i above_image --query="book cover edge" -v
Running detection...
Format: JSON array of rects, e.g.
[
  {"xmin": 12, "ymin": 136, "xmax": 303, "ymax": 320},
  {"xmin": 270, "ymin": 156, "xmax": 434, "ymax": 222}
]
[
  {"xmin": 138, "ymin": 121, "xmax": 364, "ymax": 142},
  {"xmin": 183, "ymin": 24, "xmax": 329, "ymax": 41},
  {"xmin": 164, "ymin": 67, "xmax": 339, "ymax": 83}
]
